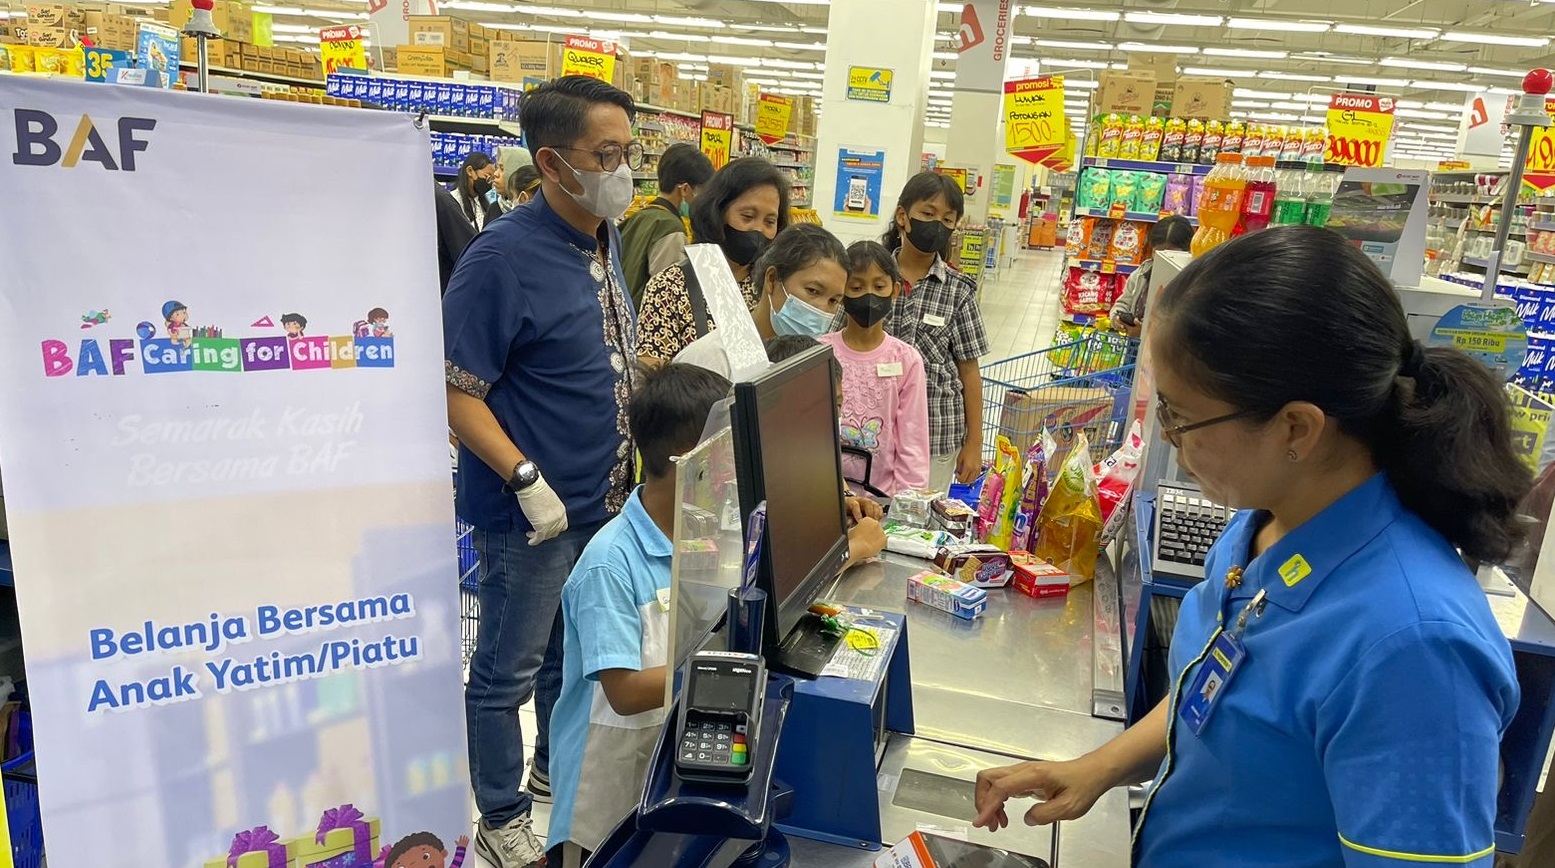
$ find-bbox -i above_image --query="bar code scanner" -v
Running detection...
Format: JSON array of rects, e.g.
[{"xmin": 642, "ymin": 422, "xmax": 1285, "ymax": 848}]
[{"xmin": 674, "ymin": 651, "xmax": 766, "ymax": 784}]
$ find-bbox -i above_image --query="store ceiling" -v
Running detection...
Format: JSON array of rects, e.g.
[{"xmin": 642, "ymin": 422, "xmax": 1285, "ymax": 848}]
[{"xmin": 55, "ymin": 0, "xmax": 1554, "ymax": 161}]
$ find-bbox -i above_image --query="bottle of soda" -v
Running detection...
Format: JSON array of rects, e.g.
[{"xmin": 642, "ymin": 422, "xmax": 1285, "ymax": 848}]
[
  {"xmin": 1191, "ymin": 153, "xmax": 1247, "ymax": 256},
  {"xmin": 1240, "ymin": 155, "xmax": 1278, "ymax": 234},
  {"xmin": 1271, "ymin": 160, "xmax": 1308, "ymax": 226},
  {"xmin": 1305, "ymin": 164, "xmax": 1343, "ymax": 227}
]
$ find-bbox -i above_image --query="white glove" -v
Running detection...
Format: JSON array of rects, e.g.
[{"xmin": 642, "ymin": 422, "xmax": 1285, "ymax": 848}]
[{"xmin": 516, "ymin": 473, "xmax": 568, "ymax": 546}]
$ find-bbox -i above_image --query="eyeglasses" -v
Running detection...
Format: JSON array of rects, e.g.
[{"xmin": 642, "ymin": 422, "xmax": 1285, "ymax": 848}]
[
  {"xmin": 1156, "ymin": 401, "xmax": 1260, "ymax": 448},
  {"xmin": 553, "ymin": 142, "xmax": 646, "ymax": 173}
]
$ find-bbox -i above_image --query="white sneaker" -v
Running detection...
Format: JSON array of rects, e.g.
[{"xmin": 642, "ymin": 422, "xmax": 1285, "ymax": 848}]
[
  {"xmin": 526, "ymin": 760, "xmax": 553, "ymax": 805},
  {"xmin": 473, "ymin": 813, "xmax": 547, "ymax": 868}
]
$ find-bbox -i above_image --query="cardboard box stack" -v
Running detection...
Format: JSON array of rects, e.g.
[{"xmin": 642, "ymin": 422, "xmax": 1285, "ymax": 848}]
[
  {"xmin": 490, "ymin": 38, "xmax": 558, "ymax": 83},
  {"xmin": 1097, "ymin": 70, "xmax": 1156, "ymax": 117},
  {"xmin": 401, "ymin": 16, "xmax": 501, "ymax": 76},
  {"xmin": 1171, "ymin": 76, "xmax": 1234, "ymax": 121},
  {"xmin": 1128, "ymin": 52, "xmax": 1179, "ymax": 117}
]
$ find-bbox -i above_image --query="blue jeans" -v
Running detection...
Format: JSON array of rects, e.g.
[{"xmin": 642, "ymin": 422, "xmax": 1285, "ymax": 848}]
[{"xmin": 467, "ymin": 521, "xmax": 602, "ymax": 826}]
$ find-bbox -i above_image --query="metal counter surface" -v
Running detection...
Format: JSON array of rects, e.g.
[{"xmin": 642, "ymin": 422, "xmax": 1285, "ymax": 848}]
[{"xmin": 787, "ymin": 553, "xmax": 1132, "ymax": 867}]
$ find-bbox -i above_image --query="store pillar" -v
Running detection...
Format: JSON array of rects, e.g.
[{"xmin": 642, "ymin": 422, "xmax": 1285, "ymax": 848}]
[{"xmin": 812, "ymin": 0, "xmax": 938, "ymax": 245}]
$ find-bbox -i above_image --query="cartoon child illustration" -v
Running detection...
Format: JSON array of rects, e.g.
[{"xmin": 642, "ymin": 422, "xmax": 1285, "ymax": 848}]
[
  {"xmin": 381, "ymin": 832, "xmax": 468, "ymax": 868},
  {"xmin": 281, "ymin": 313, "xmax": 307, "ymax": 338},
  {"xmin": 163, "ymin": 301, "xmax": 190, "ymax": 346},
  {"xmin": 368, "ymin": 307, "xmax": 392, "ymax": 338},
  {"xmin": 81, "ymin": 309, "xmax": 111, "ymax": 328}
]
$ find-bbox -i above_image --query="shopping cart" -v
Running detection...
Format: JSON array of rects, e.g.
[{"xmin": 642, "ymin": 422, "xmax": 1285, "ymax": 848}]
[
  {"xmin": 457, "ymin": 517, "xmax": 479, "ymax": 666},
  {"xmin": 4, "ymin": 752, "xmax": 41, "ymax": 868},
  {"xmin": 976, "ymin": 327, "xmax": 1140, "ymax": 480}
]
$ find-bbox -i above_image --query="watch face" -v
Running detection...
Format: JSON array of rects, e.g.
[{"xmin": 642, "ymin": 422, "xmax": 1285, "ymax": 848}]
[{"xmin": 518, "ymin": 462, "xmax": 539, "ymax": 484}]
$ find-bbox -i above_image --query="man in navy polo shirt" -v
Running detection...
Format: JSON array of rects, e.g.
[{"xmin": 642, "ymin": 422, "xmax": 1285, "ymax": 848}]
[{"xmin": 443, "ymin": 75, "xmax": 643, "ymax": 868}]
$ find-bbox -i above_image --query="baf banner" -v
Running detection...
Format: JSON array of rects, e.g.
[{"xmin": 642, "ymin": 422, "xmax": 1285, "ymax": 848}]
[{"xmin": 0, "ymin": 76, "xmax": 468, "ymax": 868}]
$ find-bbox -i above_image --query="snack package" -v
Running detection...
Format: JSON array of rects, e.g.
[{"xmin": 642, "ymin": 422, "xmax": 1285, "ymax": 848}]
[
  {"xmin": 1301, "ymin": 125, "xmax": 1327, "ymax": 165},
  {"xmin": 1033, "ymin": 432, "xmax": 1103, "ymax": 583},
  {"xmin": 1182, "ymin": 119, "xmax": 1206, "ymax": 164},
  {"xmin": 1063, "ymin": 268, "xmax": 1111, "ymax": 317},
  {"xmin": 1010, "ymin": 429, "xmax": 1055, "ymax": 553},
  {"xmin": 1110, "ymin": 220, "xmax": 1146, "ymax": 265},
  {"xmin": 892, "ymin": 488, "xmax": 942, "ymax": 528},
  {"xmin": 906, "ymin": 570, "xmax": 987, "ymax": 620},
  {"xmin": 1085, "ymin": 219, "xmax": 1116, "ymax": 260},
  {"xmin": 7, "ymin": 44, "xmax": 34, "ymax": 73},
  {"xmin": 932, "ymin": 498, "xmax": 977, "ymax": 540},
  {"xmin": 1140, "ymin": 116, "xmax": 1165, "ymax": 162},
  {"xmin": 1280, "ymin": 126, "xmax": 1305, "ymax": 162},
  {"xmin": 1241, "ymin": 123, "xmax": 1264, "ymax": 159},
  {"xmin": 1078, "ymin": 169, "xmax": 1111, "ymax": 210},
  {"xmin": 1065, "ymin": 216, "xmax": 1092, "ymax": 258},
  {"xmin": 1119, "ymin": 115, "xmax": 1145, "ymax": 160},
  {"xmin": 884, "ymin": 521, "xmax": 955, "ymax": 560},
  {"xmin": 1084, "ymin": 117, "xmax": 1101, "ymax": 157},
  {"xmin": 1163, "ymin": 174, "xmax": 1192, "ymax": 215},
  {"xmin": 1199, "ymin": 120, "xmax": 1225, "ymax": 164},
  {"xmin": 1159, "ymin": 117, "xmax": 1187, "ymax": 163},
  {"xmin": 1222, "ymin": 120, "xmax": 1246, "ymax": 155},
  {"xmin": 1094, "ymin": 420, "xmax": 1144, "ymax": 545},
  {"xmin": 1133, "ymin": 173, "xmax": 1167, "ymax": 214},
  {"xmin": 1097, "ymin": 113, "xmax": 1125, "ymax": 158},
  {"xmin": 1190, "ymin": 174, "xmax": 1208, "ymax": 217},
  {"xmin": 978, "ymin": 436, "xmax": 1024, "ymax": 548},
  {"xmin": 933, "ymin": 543, "xmax": 1015, "ymax": 589},
  {"xmin": 1009, "ymin": 551, "xmax": 1070, "ymax": 599},
  {"xmin": 1108, "ymin": 171, "xmax": 1139, "ymax": 211}
]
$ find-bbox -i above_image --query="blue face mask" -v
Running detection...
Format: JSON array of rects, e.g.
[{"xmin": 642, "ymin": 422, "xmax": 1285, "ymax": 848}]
[
  {"xmin": 771, "ymin": 282, "xmax": 835, "ymax": 338},
  {"xmin": 484, "ymin": 188, "xmax": 500, "ymax": 205}
]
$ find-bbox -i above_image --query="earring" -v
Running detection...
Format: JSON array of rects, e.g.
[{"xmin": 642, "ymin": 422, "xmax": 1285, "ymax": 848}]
[{"xmin": 1287, "ymin": 450, "xmax": 1298, "ymax": 462}]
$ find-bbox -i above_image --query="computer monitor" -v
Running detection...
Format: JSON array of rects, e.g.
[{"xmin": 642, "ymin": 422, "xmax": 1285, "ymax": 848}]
[{"xmin": 730, "ymin": 345, "xmax": 851, "ymax": 655}]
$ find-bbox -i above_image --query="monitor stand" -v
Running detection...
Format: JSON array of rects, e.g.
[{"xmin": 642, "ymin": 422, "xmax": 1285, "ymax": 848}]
[{"xmin": 769, "ymin": 614, "xmax": 841, "ymax": 679}]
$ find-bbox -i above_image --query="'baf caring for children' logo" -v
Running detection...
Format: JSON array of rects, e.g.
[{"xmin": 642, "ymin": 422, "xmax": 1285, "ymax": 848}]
[{"xmin": 40, "ymin": 301, "xmax": 396, "ymax": 378}]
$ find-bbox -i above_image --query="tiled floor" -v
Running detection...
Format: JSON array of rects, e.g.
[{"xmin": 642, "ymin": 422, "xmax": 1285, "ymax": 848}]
[{"xmin": 466, "ymin": 246, "xmax": 1071, "ymax": 864}]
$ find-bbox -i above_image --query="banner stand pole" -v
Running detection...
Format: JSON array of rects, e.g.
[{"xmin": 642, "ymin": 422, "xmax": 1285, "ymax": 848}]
[
  {"xmin": 1484, "ymin": 69, "xmax": 1554, "ymax": 303},
  {"xmin": 182, "ymin": 0, "xmax": 222, "ymax": 94}
]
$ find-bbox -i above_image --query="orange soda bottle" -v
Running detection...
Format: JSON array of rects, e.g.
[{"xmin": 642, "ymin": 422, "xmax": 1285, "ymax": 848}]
[{"xmin": 1190, "ymin": 153, "xmax": 1247, "ymax": 257}]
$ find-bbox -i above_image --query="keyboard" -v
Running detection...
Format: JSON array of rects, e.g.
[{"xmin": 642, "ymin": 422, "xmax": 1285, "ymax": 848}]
[
  {"xmin": 1150, "ymin": 482, "xmax": 1235, "ymax": 583},
  {"xmin": 770, "ymin": 614, "xmax": 841, "ymax": 678}
]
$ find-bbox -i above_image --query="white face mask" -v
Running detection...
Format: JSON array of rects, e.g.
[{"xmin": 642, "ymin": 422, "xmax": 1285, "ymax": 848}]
[{"xmin": 553, "ymin": 152, "xmax": 634, "ymax": 221}]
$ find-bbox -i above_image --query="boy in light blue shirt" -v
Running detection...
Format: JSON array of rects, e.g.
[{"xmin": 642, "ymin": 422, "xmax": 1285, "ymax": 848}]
[{"xmin": 546, "ymin": 364, "xmax": 732, "ymax": 867}]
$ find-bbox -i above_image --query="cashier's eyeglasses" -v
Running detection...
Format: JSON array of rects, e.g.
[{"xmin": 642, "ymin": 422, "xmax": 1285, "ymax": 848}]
[
  {"xmin": 553, "ymin": 142, "xmax": 646, "ymax": 173},
  {"xmin": 1156, "ymin": 400, "xmax": 1260, "ymax": 448}
]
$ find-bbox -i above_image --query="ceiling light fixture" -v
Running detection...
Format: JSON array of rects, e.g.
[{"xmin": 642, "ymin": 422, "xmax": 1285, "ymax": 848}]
[
  {"xmin": 1033, "ymin": 39, "xmax": 1114, "ymax": 51},
  {"xmin": 1414, "ymin": 81, "xmax": 1495, "ymax": 93},
  {"xmin": 654, "ymin": 15, "xmax": 724, "ymax": 29},
  {"xmin": 1334, "ymin": 75, "xmax": 1410, "ymax": 87},
  {"xmin": 1203, "ymin": 47, "xmax": 1288, "ymax": 59},
  {"xmin": 1042, "ymin": 59, "xmax": 1110, "ymax": 70},
  {"xmin": 1443, "ymin": 31, "xmax": 1548, "ymax": 47},
  {"xmin": 1124, "ymin": 11, "xmax": 1222, "ymax": 27},
  {"xmin": 1064, "ymin": 80, "xmax": 1100, "ymax": 89},
  {"xmin": 1183, "ymin": 67, "xmax": 1256, "ymax": 78},
  {"xmin": 1021, "ymin": 6, "xmax": 1120, "ymax": 21},
  {"xmin": 1259, "ymin": 71, "xmax": 1332, "ymax": 82},
  {"xmin": 1118, "ymin": 42, "xmax": 1199, "ymax": 54},
  {"xmin": 1226, "ymin": 17, "xmax": 1331, "ymax": 33},
  {"xmin": 1467, "ymin": 66, "xmax": 1527, "ymax": 79},
  {"xmin": 1380, "ymin": 57, "xmax": 1465, "ymax": 72},
  {"xmin": 1292, "ymin": 53, "xmax": 1374, "ymax": 65},
  {"xmin": 1333, "ymin": 24, "xmax": 1439, "ymax": 39},
  {"xmin": 1394, "ymin": 109, "xmax": 1453, "ymax": 120}
]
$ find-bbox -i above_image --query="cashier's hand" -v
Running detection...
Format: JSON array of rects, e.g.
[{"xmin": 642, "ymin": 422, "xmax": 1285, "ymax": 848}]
[
  {"xmin": 974, "ymin": 759, "xmax": 1109, "ymax": 831},
  {"xmin": 516, "ymin": 474, "xmax": 569, "ymax": 546},
  {"xmin": 845, "ymin": 495, "xmax": 884, "ymax": 524}
]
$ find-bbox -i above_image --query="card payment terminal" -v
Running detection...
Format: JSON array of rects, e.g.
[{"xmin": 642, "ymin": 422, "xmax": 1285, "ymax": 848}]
[{"xmin": 674, "ymin": 651, "xmax": 766, "ymax": 784}]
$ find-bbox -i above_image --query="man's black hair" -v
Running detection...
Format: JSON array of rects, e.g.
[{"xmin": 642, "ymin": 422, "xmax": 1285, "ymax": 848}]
[
  {"xmin": 658, "ymin": 142, "xmax": 715, "ymax": 193},
  {"xmin": 382, "ymin": 832, "xmax": 445, "ymax": 868},
  {"xmin": 630, "ymin": 363, "xmax": 732, "ymax": 479},
  {"xmin": 520, "ymin": 75, "xmax": 637, "ymax": 161},
  {"xmin": 689, "ymin": 157, "xmax": 792, "ymax": 244},
  {"xmin": 280, "ymin": 313, "xmax": 306, "ymax": 328}
]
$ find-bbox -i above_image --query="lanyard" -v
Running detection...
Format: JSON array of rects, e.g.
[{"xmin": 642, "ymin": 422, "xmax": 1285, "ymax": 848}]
[{"xmin": 1228, "ymin": 589, "xmax": 1268, "ymax": 640}]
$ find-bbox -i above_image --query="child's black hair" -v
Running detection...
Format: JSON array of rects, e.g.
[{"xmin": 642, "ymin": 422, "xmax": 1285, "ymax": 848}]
[
  {"xmin": 382, "ymin": 832, "xmax": 445, "ymax": 868},
  {"xmin": 280, "ymin": 313, "xmax": 306, "ymax": 328},
  {"xmin": 630, "ymin": 363, "xmax": 733, "ymax": 479},
  {"xmin": 845, "ymin": 240, "xmax": 903, "ymax": 286},
  {"xmin": 764, "ymin": 336, "xmax": 843, "ymax": 403}
]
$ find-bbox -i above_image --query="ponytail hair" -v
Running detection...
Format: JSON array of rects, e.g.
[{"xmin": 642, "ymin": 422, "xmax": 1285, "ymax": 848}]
[
  {"xmin": 1153, "ymin": 225, "xmax": 1530, "ymax": 563},
  {"xmin": 882, "ymin": 171, "xmax": 964, "ymax": 260}
]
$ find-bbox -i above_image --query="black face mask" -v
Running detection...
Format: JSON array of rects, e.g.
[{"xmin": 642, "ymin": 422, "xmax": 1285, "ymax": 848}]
[
  {"xmin": 473, "ymin": 177, "xmax": 493, "ymax": 198},
  {"xmin": 720, "ymin": 227, "xmax": 769, "ymax": 267},
  {"xmin": 843, "ymin": 293, "xmax": 893, "ymax": 329},
  {"xmin": 904, "ymin": 217, "xmax": 950, "ymax": 254}
]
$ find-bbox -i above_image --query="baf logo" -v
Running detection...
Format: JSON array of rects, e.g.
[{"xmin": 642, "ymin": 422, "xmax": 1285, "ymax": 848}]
[
  {"xmin": 11, "ymin": 109, "xmax": 155, "ymax": 171},
  {"xmin": 957, "ymin": 4, "xmax": 984, "ymax": 52}
]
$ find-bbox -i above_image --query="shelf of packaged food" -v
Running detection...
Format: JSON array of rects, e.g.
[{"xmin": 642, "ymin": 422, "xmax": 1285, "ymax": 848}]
[
  {"xmin": 1072, "ymin": 207, "xmax": 1197, "ymax": 225},
  {"xmin": 1528, "ymin": 251, "xmax": 1555, "ymax": 264},
  {"xmin": 1531, "ymin": 220, "xmax": 1555, "ymax": 233},
  {"xmin": 766, "ymin": 142, "xmax": 812, "ymax": 153},
  {"xmin": 1072, "ymin": 259, "xmax": 1140, "ymax": 275},
  {"xmin": 425, "ymin": 114, "xmax": 523, "ymax": 136},
  {"xmin": 637, "ymin": 101, "xmax": 703, "ymax": 120},
  {"xmin": 180, "ymin": 62, "xmax": 324, "ymax": 89},
  {"xmin": 1081, "ymin": 156, "xmax": 1214, "ymax": 176},
  {"xmin": 632, "ymin": 172, "xmax": 657, "ymax": 181},
  {"xmin": 1463, "ymin": 255, "xmax": 1530, "ymax": 274},
  {"xmin": 1432, "ymin": 194, "xmax": 1495, "ymax": 205},
  {"xmin": 1466, "ymin": 226, "xmax": 1527, "ymax": 237}
]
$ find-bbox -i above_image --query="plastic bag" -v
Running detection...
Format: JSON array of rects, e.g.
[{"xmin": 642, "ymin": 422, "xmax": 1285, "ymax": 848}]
[
  {"xmin": 1095, "ymin": 420, "xmax": 1144, "ymax": 545},
  {"xmin": 1033, "ymin": 432, "xmax": 1103, "ymax": 583}
]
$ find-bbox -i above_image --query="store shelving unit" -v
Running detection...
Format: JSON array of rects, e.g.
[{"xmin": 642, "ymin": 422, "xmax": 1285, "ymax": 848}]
[
  {"xmin": 178, "ymin": 61, "xmax": 323, "ymax": 90},
  {"xmin": 1073, "ymin": 206, "xmax": 1199, "ymax": 226},
  {"xmin": 738, "ymin": 127, "xmax": 816, "ymax": 209}
]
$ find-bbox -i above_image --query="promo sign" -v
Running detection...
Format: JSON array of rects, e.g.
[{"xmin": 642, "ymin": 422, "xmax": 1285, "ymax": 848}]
[
  {"xmin": 755, "ymin": 93, "xmax": 792, "ymax": 146},
  {"xmin": 701, "ymin": 111, "xmax": 733, "ymax": 169},
  {"xmin": 561, "ymin": 34, "xmax": 616, "ymax": 82},
  {"xmin": 0, "ymin": 75, "xmax": 468, "ymax": 867},
  {"xmin": 1326, "ymin": 92, "xmax": 1395, "ymax": 167},
  {"xmin": 319, "ymin": 25, "xmax": 367, "ymax": 75},
  {"xmin": 1522, "ymin": 98, "xmax": 1555, "ymax": 194},
  {"xmin": 1003, "ymin": 76, "xmax": 1065, "ymax": 165}
]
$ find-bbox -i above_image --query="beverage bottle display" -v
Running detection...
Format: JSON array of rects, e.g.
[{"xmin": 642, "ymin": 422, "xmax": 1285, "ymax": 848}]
[
  {"xmin": 1270, "ymin": 161, "xmax": 1308, "ymax": 226},
  {"xmin": 1190, "ymin": 153, "xmax": 1247, "ymax": 256},
  {"xmin": 1239, "ymin": 155, "xmax": 1278, "ymax": 234},
  {"xmin": 1305, "ymin": 165, "xmax": 1343, "ymax": 227}
]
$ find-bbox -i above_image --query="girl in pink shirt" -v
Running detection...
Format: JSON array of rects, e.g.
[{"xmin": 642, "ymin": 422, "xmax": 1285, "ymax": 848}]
[{"xmin": 821, "ymin": 241, "xmax": 931, "ymax": 496}]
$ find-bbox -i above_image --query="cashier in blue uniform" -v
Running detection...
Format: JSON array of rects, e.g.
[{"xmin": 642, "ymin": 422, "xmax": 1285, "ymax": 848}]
[{"xmin": 974, "ymin": 226, "xmax": 1531, "ymax": 867}]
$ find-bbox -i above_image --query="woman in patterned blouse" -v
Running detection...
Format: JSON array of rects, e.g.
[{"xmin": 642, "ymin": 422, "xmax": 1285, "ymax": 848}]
[{"xmin": 635, "ymin": 157, "xmax": 791, "ymax": 368}]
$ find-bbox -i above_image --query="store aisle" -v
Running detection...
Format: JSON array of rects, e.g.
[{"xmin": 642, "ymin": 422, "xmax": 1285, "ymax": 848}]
[{"xmin": 977, "ymin": 247, "xmax": 1069, "ymax": 362}]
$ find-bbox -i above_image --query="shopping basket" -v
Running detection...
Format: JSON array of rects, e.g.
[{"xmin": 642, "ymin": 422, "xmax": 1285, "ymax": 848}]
[
  {"xmin": 979, "ymin": 329, "xmax": 1140, "ymax": 471},
  {"xmin": 4, "ymin": 752, "xmax": 42, "ymax": 868}
]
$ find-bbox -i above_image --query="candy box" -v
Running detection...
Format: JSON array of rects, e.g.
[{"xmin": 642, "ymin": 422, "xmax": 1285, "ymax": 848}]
[
  {"xmin": 931, "ymin": 497, "xmax": 976, "ymax": 540},
  {"xmin": 933, "ymin": 544, "xmax": 1014, "ymax": 589},
  {"xmin": 205, "ymin": 826, "xmax": 294, "ymax": 868},
  {"xmin": 907, "ymin": 570, "xmax": 987, "ymax": 620},
  {"xmin": 1010, "ymin": 551, "xmax": 1070, "ymax": 599}
]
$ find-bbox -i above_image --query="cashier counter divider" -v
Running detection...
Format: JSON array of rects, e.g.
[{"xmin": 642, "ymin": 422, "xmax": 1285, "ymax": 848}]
[{"xmin": 1122, "ymin": 251, "xmax": 1555, "ymax": 854}]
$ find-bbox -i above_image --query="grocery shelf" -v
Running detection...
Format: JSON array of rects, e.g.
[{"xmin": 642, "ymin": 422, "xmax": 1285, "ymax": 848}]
[
  {"xmin": 1073, "ymin": 206, "xmax": 1197, "ymax": 226},
  {"xmin": 1466, "ymin": 227, "xmax": 1526, "ymax": 237},
  {"xmin": 1528, "ymin": 251, "xmax": 1555, "ymax": 264},
  {"xmin": 1081, "ymin": 156, "xmax": 1214, "ymax": 176},
  {"xmin": 1432, "ymin": 193, "xmax": 1492, "ymax": 205},
  {"xmin": 636, "ymin": 101, "xmax": 703, "ymax": 120},
  {"xmin": 1072, "ymin": 259, "xmax": 1140, "ymax": 275},
  {"xmin": 1531, "ymin": 220, "xmax": 1555, "ymax": 233},
  {"xmin": 1462, "ymin": 255, "xmax": 1530, "ymax": 274},
  {"xmin": 179, "ymin": 62, "xmax": 323, "ymax": 89},
  {"xmin": 426, "ymin": 115, "xmax": 522, "ymax": 137}
]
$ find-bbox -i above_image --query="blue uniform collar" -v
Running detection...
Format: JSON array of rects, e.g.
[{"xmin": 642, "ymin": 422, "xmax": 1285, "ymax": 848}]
[
  {"xmin": 532, "ymin": 188, "xmax": 613, "ymax": 255},
  {"xmin": 622, "ymin": 486, "xmax": 673, "ymax": 559},
  {"xmin": 1226, "ymin": 473, "xmax": 1403, "ymax": 613}
]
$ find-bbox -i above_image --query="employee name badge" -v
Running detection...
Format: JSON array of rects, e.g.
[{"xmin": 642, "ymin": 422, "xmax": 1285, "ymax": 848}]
[
  {"xmin": 1179, "ymin": 589, "xmax": 1266, "ymax": 737},
  {"xmin": 876, "ymin": 361, "xmax": 903, "ymax": 378},
  {"xmin": 922, "ymin": 313, "xmax": 947, "ymax": 328}
]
